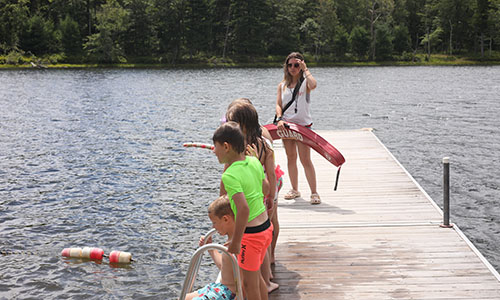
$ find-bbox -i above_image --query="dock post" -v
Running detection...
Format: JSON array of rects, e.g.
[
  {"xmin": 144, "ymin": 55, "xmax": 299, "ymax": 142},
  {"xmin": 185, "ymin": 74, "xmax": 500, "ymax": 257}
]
[{"xmin": 440, "ymin": 157, "xmax": 453, "ymax": 228}]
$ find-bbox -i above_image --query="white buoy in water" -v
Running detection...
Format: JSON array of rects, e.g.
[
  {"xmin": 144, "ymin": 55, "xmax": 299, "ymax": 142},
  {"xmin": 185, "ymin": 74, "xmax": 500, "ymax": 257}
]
[{"xmin": 109, "ymin": 250, "xmax": 132, "ymax": 263}]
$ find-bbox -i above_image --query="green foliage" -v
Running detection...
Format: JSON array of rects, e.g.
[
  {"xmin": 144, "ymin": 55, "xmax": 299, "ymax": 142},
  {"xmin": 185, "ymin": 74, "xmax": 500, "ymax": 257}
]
[
  {"xmin": 421, "ymin": 26, "xmax": 444, "ymax": 50},
  {"xmin": 489, "ymin": 0, "xmax": 500, "ymax": 49},
  {"xmin": 315, "ymin": 0, "xmax": 339, "ymax": 55},
  {"xmin": 300, "ymin": 18, "xmax": 321, "ymax": 56},
  {"xmin": 20, "ymin": 14, "xmax": 60, "ymax": 55},
  {"xmin": 0, "ymin": 0, "xmax": 29, "ymax": 53},
  {"xmin": 5, "ymin": 50, "xmax": 24, "ymax": 64},
  {"xmin": 84, "ymin": 0, "xmax": 129, "ymax": 63},
  {"xmin": 266, "ymin": 0, "xmax": 303, "ymax": 55},
  {"xmin": 393, "ymin": 24, "xmax": 411, "ymax": 54},
  {"xmin": 230, "ymin": 0, "xmax": 272, "ymax": 56},
  {"xmin": 375, "ymin": 23, "xmax": 394, "ymax": 60},
  {"xmin": 436, "ymin": 0, "xmax": 475, "ymax": 52},
  {"xmin": 44, "ymin": 53, "xmax": 66, "ymax": 64},
  {"xmin": 60, "ymin": 15, "xmax": 83, "ymax": 55},
  {"xmin": 398, "ymin": 50, "xmax": 419, "ymax": 61},
  {"xmin": 1, "ymin": 0, "xmax": 500, "ymax": 64},
  {"xmin": 183, "ymin": 0, "xmax": 212, "ymax": 57},
  {"xmin": 124, "ymin": 0, "xmax": 157, "ymax": 57},
  {"xmin": 405, "ymin": 0, "xmax": 426, "ymax": 50},
  {"xmin": 350, "ymin": 26, "xmax": 370, "ymax": 59},
  {"xmin": 154, "ymin": 0, "xmax": 185, "ymax": 63},
  {"xmin": 334, "ymin": 26, "xmax": 350, "ymax": 59}
]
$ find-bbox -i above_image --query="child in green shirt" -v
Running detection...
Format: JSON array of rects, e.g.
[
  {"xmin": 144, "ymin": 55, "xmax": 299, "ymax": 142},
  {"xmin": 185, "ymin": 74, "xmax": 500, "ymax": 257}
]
[{"xmin": 212, "ymin": 121, "xmax": 272, "ymax": 300}]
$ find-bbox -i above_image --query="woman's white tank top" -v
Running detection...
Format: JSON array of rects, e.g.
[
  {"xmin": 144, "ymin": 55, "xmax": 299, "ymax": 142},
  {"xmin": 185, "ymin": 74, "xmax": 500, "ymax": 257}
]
[{"xmin": 280, "ymin": 78, "xmax": 312, "ymax": 126}]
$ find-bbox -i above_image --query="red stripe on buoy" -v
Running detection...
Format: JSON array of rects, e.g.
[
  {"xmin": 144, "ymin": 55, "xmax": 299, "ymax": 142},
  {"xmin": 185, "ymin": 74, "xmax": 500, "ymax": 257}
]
[
  {"xmin": 89, "ymin": 248, "xmax": 104, "ymax": 260},
  {"xmin": 61, "ymin": 248, "xmax": 70, "ymax": 257}
]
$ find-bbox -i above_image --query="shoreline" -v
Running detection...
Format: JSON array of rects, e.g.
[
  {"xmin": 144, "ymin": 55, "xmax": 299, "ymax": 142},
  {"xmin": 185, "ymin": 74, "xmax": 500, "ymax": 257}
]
[{"xmin": 2, "ymin": 55, "xmax": 500, "ymax": 70}]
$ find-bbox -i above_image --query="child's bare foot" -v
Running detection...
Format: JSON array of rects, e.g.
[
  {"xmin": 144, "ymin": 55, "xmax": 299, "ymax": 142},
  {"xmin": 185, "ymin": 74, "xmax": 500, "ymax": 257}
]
[{"xmin": 268, "ymin": 281, "xmax": 279, "ymax": 293}]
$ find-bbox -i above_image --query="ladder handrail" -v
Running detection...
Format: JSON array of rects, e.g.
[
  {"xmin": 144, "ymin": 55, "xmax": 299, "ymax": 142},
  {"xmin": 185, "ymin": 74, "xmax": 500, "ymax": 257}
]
[
  {"xmin": 187, "ymin": 228, "xmax": 218, "ymax": 293},
  {"xmin": 178, "ymin": 229, "xmax": 243, "ymax": 300}
]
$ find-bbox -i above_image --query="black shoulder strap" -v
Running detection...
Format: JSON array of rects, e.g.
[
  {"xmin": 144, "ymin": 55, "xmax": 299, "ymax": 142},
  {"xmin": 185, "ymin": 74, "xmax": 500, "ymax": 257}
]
[
  {"xmin": 282, "ymin": 76, "xmax": 304, "ymax": 115},
  {"xmin": 274, "ymin": 76, "xmax": 304, "ymax": 124}
]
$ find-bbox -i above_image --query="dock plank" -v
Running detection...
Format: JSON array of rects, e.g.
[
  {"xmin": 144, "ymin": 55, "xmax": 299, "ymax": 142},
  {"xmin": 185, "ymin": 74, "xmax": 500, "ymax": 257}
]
[{"xmin": 269, "ymin": 129, "xmax": 500, "ymax": 300}]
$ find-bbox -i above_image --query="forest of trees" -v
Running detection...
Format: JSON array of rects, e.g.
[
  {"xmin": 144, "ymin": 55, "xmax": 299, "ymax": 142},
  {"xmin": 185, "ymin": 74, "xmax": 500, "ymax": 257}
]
[{"xmin": 1, "ymin": 0, "xmax": 500, "ymax": 65}]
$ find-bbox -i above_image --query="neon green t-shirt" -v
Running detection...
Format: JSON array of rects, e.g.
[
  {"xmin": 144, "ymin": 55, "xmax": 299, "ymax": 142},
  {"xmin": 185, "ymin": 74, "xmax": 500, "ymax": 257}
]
[{"xmin": 222, "ymin": 156, "xmax": 266, "ymax": 222}]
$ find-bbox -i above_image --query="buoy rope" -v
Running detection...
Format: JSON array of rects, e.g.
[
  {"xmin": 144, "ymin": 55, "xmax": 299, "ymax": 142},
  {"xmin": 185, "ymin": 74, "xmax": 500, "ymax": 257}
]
[{"xmin": 1, "ymin": 249, "xmax": 37, "ymax": 256}]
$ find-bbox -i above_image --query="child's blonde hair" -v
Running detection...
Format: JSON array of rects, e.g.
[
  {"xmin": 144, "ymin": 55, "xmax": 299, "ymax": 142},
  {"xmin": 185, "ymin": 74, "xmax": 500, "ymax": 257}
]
[{"xmin": 208, "ymin": 195, "xmax": 233, "ymax": 218}]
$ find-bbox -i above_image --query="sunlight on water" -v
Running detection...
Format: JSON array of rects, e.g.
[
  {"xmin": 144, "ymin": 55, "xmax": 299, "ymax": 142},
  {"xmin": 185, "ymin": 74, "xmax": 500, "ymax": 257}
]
[{"xmin": 1, "ymin": 66, "xmax": 499, "ymax": 299}]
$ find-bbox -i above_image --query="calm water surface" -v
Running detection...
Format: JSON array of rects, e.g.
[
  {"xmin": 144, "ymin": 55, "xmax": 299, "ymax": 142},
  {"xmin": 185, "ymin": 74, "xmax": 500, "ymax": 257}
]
[{"xmin": 0, "ymin": 66, "xmax": 499, "ymax": 299}]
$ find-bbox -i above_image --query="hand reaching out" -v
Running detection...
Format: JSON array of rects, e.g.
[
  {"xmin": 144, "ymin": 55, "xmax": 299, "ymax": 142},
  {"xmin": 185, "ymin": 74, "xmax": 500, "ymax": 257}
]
[{"xmin": 199, "ymin": 235, "xmax": 213, "ymax": 247}]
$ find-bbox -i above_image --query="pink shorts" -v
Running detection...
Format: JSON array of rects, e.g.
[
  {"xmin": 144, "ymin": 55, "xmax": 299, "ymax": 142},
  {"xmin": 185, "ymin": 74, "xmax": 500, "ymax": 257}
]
[{"xmin": 238, "ymin": 220, "xmax": 273, "ymax": 271}]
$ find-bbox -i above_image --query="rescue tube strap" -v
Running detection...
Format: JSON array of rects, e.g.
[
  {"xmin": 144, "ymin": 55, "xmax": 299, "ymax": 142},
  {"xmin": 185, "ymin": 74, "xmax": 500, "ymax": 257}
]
[{"xmin": 334, "ymin": 166, "xmax": 342, "ymax": 191}]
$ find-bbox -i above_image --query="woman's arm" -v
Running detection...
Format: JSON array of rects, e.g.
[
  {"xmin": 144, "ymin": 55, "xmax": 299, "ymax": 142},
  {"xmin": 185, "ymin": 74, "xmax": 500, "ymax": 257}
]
[
  {"xmin": 304, "ymin": 68, "xmax": 317, "ymax": 91},
  {"xmin": 299, "ymin": 60, "xmax": 317, "ymax": 91},
  {"xmin": 276, "ymin": 83, "xmax": 286, "ymax": 130},
  {"xmin": 275, "ymin": 83, "xmax": 283, "ymax": 117},
  {"xmin": 261, "ymin": 126, "xmax": 272, "ymax": 141},
  {"xmin": 263, "ymin": 150, "xmax": 276, "ymax": 216}
]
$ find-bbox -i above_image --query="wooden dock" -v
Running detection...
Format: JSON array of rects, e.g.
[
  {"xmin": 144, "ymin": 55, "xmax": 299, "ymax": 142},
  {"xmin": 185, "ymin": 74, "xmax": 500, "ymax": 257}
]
[{"xmin": 270, "ymin": 129, "xmax": 500, "ymax": 300}]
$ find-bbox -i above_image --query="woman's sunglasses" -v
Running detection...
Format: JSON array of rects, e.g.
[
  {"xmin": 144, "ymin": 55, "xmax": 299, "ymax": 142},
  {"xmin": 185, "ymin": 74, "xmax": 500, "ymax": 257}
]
[{"xmin": 287, "ymin": 63, "xmax": 300, "ymax": 68}]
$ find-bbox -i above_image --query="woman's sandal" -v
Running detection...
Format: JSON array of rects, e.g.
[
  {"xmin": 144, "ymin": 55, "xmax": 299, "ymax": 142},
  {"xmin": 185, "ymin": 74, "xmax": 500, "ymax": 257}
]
[
  {"xmin": 310, "ymin": 193, "xmax": 321, "ymax": 205},
  {"xmin": 284, "ymin": 189, "xmax": 301, "ymax": 200}
]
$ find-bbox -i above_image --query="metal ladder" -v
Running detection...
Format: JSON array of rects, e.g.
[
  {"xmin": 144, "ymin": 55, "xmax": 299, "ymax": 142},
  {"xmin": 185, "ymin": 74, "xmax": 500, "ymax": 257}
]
[{"xmin": 178, "ymin": 228, "xmax": 244, "ymax": 300}]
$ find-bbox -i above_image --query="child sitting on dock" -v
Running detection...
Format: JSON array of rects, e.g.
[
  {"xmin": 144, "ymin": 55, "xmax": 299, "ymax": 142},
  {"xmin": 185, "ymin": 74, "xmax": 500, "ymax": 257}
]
[
  {"xmin": 213, "ymin": 121, "xmax": 273, "ymax": 300},
  {"xmin": 185, "ymin": 195, "xmax": 237, "ymax": 300}
]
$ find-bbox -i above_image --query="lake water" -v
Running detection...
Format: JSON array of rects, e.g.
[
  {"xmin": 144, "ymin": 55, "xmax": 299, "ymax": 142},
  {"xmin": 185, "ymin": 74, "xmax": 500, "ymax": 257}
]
[{"xmin": 1, "ymin": 66, "xmax": 499, "ymax": 299}]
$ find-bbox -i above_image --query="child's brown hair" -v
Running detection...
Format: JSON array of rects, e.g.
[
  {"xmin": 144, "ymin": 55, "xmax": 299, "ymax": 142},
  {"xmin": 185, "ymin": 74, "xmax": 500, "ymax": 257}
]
[
  {"xmin": 226, "ymin": 98, "xmax": 271, "ymax": 163},
  {"xmin": 212, "ymin": 121, "xmax": 245, "ymax": 153}
]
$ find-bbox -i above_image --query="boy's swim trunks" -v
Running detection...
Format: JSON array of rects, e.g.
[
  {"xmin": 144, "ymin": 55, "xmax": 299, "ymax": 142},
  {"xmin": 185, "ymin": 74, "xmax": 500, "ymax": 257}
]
[
  {"xmin": 193, "ymin": 282, "xmax": 235, "ymax": 300},
  {"xmin": 238, "ymin": 219, "xmax": 273, "ymax": 271}
]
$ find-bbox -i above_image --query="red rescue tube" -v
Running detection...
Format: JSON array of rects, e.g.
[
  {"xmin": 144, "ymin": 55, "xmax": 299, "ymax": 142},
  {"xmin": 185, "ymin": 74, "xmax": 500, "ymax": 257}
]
[
  {"xmin": 109, "ymin": 250, "xmax": 132, "ymax": 263},
  {"xmin": 263, "ymin": 123, "xmax": 345, "ymax": 167},
  {"xmin": 264, "ymin": 122, "xmax": 345, "ymax": 190}
]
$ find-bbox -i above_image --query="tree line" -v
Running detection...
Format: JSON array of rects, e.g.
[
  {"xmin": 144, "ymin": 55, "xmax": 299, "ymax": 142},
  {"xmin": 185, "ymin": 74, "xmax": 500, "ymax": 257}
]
[{"xmin": 1, "ymin": 0, "xmax": 500, "ymax": 65}]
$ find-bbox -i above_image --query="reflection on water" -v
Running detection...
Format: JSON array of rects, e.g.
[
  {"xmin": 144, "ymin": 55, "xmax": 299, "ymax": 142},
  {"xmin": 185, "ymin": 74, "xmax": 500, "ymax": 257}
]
[{"xmin": 1, "ymin": 66, "xmax": 499, "ymax": 299}]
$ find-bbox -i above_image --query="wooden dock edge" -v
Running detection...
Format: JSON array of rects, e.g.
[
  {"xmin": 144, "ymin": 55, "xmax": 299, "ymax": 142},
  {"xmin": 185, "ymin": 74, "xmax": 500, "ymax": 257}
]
[{"xmin": 367, "ymin": 129, "xmax": 500, "ymax": 282}]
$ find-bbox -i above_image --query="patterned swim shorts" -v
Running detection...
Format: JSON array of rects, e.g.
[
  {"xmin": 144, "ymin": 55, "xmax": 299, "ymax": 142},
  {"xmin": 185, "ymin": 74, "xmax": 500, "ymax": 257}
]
[{"xmin": 193, "ymin": 282, "xmax": 235, "ymax": 300}]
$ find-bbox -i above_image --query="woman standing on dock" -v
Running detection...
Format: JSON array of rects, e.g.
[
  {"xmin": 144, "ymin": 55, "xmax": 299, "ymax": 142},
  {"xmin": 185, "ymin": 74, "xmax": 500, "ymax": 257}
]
[{"xmin": 275, "ymin": 52, "xmax": 320, "ymax": 204}]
